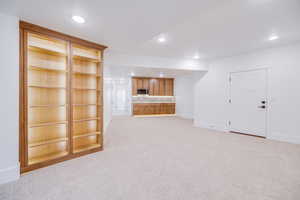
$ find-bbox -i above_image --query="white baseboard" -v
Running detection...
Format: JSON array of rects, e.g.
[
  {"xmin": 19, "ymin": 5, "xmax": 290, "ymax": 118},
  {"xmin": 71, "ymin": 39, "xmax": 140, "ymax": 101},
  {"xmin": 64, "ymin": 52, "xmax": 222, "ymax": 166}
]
[
  {"xmin": 0, "ymin": 163, "xmax": 20, "ymax": 185},
  {"xmin": 112, "ymin": 112, "xmax": 131, "ymax": 116},
  {"xmin": 268, "ymin": 134, "xmax": 300, "ymax": 145},
  {"xmin": 194, "ymin": 121, "xmax": 227, "ymax": 132},
  {"xmin": 194, "ymin": 120, "xmax": 300, "ymax": 144},
  {"xmin": 176, "ymin": 112, "xmax": 193, "ymax": 119}
]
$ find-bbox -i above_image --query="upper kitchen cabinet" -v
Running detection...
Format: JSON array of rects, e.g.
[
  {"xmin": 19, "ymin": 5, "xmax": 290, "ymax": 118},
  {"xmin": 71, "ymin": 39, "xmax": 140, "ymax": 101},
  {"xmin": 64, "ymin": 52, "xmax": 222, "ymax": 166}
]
[
  {"xmin": 164, "ymin": 79, "xmax": 174, "ymax": 96},
  {"xmin": 132, "ymin": 77, "xmax": 174, "ymax": 96}
]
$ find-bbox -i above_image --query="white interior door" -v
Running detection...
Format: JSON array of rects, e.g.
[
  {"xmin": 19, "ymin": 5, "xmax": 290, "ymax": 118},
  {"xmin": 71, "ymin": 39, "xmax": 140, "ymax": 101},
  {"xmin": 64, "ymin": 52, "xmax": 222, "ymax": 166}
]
[{"xmin": 229, "ymin": 69, "xmax": 267, "ymax": 137}]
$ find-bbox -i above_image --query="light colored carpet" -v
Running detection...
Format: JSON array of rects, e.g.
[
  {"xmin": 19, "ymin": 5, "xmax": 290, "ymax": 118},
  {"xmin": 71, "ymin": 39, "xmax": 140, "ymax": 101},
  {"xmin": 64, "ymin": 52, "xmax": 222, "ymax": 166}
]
[{"xmin": 1, "ymin": 116, "xmax": 300, "ymax": 200}]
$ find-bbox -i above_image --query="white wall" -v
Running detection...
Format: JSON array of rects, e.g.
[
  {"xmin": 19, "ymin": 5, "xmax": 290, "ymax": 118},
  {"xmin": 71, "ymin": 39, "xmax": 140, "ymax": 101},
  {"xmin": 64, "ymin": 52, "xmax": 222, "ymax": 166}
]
[
  {"xmin": 0, "ymin": 13, "xmax": 20, "ymax": 184},
  {"xmin": 175, "ymin": 75, "xmax": 196, "ymax": 119},
  {"xmin": 194, "ymin": 42, "xmax": 300, "ymax": 144},
  {"xmin": 175, "ymin": 72, "xmax": 207, "ymax": 119},
  {"xmin": 103, "ymin": 66, "xmax": 113, "ymax": 132}
]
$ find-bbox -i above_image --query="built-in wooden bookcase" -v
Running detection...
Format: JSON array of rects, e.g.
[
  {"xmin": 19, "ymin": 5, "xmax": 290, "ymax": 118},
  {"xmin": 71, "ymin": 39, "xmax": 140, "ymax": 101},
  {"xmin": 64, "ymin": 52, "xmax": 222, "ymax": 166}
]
[
  {"xmin": 71, "ymin": 44, "xmax": 103, "ymax": 153},
  {"xmin": 26, "ymin": 32, "xmax": 69, "ymax": 166},
  {"xmin": 20, "ymin": 21, "xmax": 107, "ymax": 172}
]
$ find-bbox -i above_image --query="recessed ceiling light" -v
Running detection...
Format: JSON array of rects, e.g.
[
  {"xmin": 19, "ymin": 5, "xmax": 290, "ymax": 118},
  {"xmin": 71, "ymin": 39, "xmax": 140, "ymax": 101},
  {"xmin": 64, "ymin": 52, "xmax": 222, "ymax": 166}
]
[
  {"xmin": 72, "ymin": 15, "xmax": 85, "ymax": 24},
  {"xmin": 193, "ymin": 54, "xmax": 200, "ymax": 59},
  {"xmin": 157, "ymin": 36, "xmax": 166, "ymax": 43},
  {"xmin": 269, "ymin": 35, "xmax": 279, "ymax": 41}
]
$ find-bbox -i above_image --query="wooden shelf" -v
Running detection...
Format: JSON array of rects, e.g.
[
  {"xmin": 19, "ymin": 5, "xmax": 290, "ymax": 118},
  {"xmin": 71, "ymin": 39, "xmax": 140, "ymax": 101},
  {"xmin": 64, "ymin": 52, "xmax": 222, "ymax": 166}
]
[
  {"xmin": 29, "ymin": 45, "xmax": 67, "ymax": 57},
  {"xmin": 73, "ymin": 117, "xmax": 100, "ymax": 123},
  {"xmin": 73, "ymin": 71, "xmax": 100, "ymax": 77},
  {"xmin": 73, "ymin": 144, "xmax": 101, "ymax": 153},
  {"xmin": 29, "ymin": 138, "xmax": 68, "ymax": 148},
  {"xmin": 29, "ymin": 151, "xmax": 68, "ymax": 165},
  {"xmin": 73, "ymin": 132, "xmax": 101, "ymax": 139},
  {"xmin": 29, "ymin": 121, "xmax": 68, "ymax": 128},
  {"xmin": 29, "ymin": 85, "xmax": 66, "ymax": 89},
  {"xmin": 29, "ymin": 66, "xmax": 67, "ymax": 73},
  {"xmin": 29, "ymin": 104, "xmax": 66, "ymax": 108},
  {"xmin": 73, "ymin": 55, "xmax": 100, "ymax": 63},
  {"xmin": 73, "ymin": 104, "xmax": 101, "ymax": 107},
  {"xmin": 72, "ymin": 87, "xmax": 99, "ymax": 91}
]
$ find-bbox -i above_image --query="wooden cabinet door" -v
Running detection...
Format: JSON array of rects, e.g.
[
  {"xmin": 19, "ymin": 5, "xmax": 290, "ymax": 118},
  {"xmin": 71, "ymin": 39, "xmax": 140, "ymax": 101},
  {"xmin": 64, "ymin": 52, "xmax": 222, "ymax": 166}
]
[
  {"xmin": 170, "ymin": 79, "xmax": 174, "ymax": 96},
  {"xmin": 159, "ymin": 103, "xmax": 165, "ymax": 114},
  {"xmin": 133, "ymin": 104, "xmax": 137, "ymax": 115},
  {"xmin": 150, "ymin": 104, "xmax": 155, "ymax": 115},
  {"xmin": 165, "ymin": 79, "xmax": 170, "ymax": 96},
  {"xmin": 144, "ymin": 104, "xmax": 150, "ymax": 115},
  {"xmin": 167, "ymin": 103, "xmax": 176, "ymax": 114},
  {"xmin": 141, "ymin": 104, "xmax": 145, "ymax": 115},
  {"xmin": 138, "ymin": 104, "xmax": 143, "ymax": 114},
  {"xmin": 149, "ymin": 79, "xmax": 155, "ymax": 95},
  {"xmin": 143, "ymin": 104, "xmax": 149, "ymax": 115},
  {"xmin": 159, "ymin": 104, "xmax": 163, "ymax": 114},
  {"xmin": 153, "ymin": 79, "xmax": 160, "ymax": 96},
  {"xmin": 171, "ymin": 103, "xmax": 176, "ymax": 114},
  {"xmin": 143, "ymin": 78, "xmax": 149, "ymax": 91},
  {"xmin": 165, "ymin": 79, "xmax": 174, "ymax": 96},
  {"xmin": 166, "ymin": 103, "xmax": 171, "ymax": 114},
  {"xmin": 132, "ymin": 78, "xmax": 138, "ymax": 96},
  {"xmin": 153, "ymin": 104, "xmax": 159, "ymax": 114},
  {"xmin": 159, "ymin": 79, "xmax": 165, "ymax": 96},
  {"xmin": 148, "ymin": 104, "xmax": 155, "ymax": 114},
  {"xmin": 157, "ymin": 104, "xmax": 162, "ymax": 114},
  {"xmin": 133, "ymin": 104, "xmax": 142, "ymax": 115},
  {"xmin": 137, "ymin": 78, "xmax": 143, "ymax": 89},
  {"xmin": 164, "ymin": 104, "xmax": 169, "ymax": 114}
]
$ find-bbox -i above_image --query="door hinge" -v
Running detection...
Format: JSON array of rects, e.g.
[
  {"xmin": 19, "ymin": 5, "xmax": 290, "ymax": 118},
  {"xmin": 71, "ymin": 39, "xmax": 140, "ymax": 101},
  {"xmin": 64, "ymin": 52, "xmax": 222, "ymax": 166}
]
[{"xmin": 229, "ymin": 99, "xmax": 231, "ymax": 103}]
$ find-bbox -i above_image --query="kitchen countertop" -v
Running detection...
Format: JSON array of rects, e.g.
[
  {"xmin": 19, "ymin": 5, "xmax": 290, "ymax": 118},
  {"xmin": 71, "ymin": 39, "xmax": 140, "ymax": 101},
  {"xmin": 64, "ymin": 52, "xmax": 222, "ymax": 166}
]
[{"xmin": 132, "ymin": 95, "xmax": 175, "ymax": 103}]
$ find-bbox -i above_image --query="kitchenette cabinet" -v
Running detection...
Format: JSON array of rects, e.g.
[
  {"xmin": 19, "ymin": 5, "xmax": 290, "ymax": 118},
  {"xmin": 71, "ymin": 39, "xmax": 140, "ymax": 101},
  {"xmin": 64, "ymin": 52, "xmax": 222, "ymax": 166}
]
[
  {"xmin": 132, "ymin": 77, "xmax": 174, "ymax": 96},
  {"xmin": 132, "ymin": 77, "xmax": 175, "ymax": 116},
  {"xmin": 133, "ymin": 103, "xmax": 175, "ymax": 115}
]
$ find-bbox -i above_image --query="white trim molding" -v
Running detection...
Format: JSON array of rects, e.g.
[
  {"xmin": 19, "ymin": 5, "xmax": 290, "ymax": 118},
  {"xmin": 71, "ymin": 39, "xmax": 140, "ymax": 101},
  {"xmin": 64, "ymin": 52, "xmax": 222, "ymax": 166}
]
[
  {"xmin": 0, "ymin": 163, "xmax": 20, "ymax": 185},
  {"xmin": 194, "ymin": 121, "xmax": 228, "ymax": 132},
  {"xmin": 268, "ymin": 134, "xmax": 300, "ymax": 145},
  {"xmin": 177, "ymin": 112, "xmax": 194, "ymax": 119}
]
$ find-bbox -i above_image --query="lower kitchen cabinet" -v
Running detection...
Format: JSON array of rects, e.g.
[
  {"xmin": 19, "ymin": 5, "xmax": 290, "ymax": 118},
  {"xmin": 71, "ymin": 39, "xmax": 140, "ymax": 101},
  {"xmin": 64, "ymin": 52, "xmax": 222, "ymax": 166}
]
[{"xmin": 133, "ymin": 103, "xmax": 175, "ymax": 115}]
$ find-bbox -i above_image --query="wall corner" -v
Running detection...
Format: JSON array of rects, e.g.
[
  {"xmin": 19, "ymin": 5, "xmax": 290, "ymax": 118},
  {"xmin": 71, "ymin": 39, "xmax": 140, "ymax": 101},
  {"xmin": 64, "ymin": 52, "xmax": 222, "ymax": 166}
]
[{"xmin": 0, "ymin": 163, "xmax": 20, "ymax": 185}]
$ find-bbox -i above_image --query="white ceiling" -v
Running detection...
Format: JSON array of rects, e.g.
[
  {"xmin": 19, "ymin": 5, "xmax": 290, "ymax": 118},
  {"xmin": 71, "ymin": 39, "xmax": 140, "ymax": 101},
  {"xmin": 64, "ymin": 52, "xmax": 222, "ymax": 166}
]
[{"xmin": 1, "ymin": 0, "xmax": 300, "ymax": 60}]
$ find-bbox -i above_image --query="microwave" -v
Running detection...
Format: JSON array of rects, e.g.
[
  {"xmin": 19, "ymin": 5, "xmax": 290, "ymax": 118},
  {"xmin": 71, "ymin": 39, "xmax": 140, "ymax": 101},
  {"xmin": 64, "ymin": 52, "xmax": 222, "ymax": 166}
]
[{"xmin": 137, "ymin": 89, "xmax": 149, "ymax": 95}]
